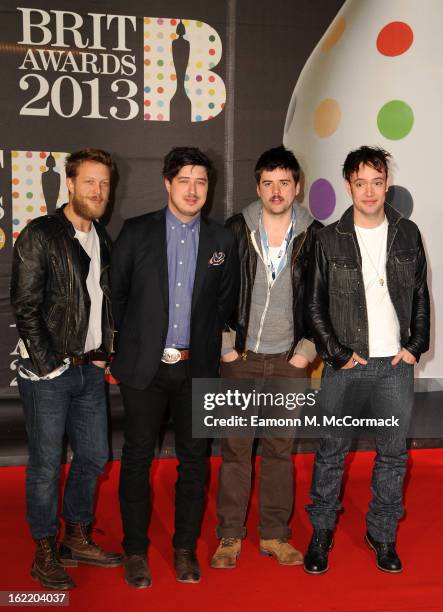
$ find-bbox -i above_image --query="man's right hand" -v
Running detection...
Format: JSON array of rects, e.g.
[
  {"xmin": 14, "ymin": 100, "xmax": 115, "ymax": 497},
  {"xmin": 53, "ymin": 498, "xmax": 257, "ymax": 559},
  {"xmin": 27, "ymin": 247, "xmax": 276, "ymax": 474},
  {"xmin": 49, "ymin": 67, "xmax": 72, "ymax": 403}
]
[
  {"xmin": 341, "ymin": 352, "xmax": 368, "ymax": 369},
  {"xmin": 221, "ymin": 350, "xmax": 239, "ymax": 363}
]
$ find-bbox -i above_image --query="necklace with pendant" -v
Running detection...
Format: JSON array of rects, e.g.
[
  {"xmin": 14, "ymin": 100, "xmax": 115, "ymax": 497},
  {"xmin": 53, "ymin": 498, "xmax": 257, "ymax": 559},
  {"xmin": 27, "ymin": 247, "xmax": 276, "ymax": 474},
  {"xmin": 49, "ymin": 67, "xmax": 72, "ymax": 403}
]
[{"xmin": 355, "ymin": 222, "xmax": 387, "ymax": 287}]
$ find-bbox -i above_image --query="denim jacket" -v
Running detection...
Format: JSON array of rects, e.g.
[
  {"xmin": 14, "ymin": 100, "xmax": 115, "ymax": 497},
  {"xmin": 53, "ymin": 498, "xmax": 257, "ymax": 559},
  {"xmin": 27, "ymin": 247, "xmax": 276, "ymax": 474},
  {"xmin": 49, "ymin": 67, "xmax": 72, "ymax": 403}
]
[{"xmin": 304, "ymin": 204, "xmax": 430, "ymax": 369}]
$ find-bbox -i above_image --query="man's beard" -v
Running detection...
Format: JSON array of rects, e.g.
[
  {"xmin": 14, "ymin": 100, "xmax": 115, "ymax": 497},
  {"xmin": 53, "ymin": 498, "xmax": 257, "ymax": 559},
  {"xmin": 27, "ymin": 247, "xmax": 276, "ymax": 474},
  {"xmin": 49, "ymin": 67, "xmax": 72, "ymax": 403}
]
[{"xmin": 71, "ymin": 195, "xmax": 106, "ymax": 221}]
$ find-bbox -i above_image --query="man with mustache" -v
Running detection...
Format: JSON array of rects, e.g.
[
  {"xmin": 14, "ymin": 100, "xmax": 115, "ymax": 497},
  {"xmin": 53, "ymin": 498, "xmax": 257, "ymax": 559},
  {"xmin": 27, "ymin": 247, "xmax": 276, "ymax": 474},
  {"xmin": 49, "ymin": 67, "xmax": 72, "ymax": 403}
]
[
  {"xmin": 211, "ymin": 146, "xmax": 322, "ymax": 568},
  {"xmin": 11, "ymin": 148, "xmax": 122, "ymax": 590}
]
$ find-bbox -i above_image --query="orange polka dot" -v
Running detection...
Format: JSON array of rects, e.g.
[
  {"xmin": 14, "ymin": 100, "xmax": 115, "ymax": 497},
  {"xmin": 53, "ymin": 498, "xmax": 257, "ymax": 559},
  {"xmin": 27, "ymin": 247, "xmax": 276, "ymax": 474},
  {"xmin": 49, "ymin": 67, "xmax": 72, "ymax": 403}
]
[
  {"xmin": 322, "ymin": 17, "xmax": 346, "ymax": 52},
  {"xmin": 313, "ymin": 98, "xmax": 341, "ymax": 137}
]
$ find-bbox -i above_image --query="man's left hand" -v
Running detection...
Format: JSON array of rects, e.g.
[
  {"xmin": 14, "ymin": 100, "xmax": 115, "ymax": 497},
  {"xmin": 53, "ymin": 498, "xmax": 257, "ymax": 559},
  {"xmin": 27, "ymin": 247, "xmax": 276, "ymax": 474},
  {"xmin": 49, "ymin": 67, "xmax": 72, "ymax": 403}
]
[
  {"xmin": 391, "ymin": 348, "xmax": 416, "ymax": 366},
  {"xmin": 289, "ymin": 354, "xmax": 309, "ymax": 369}
]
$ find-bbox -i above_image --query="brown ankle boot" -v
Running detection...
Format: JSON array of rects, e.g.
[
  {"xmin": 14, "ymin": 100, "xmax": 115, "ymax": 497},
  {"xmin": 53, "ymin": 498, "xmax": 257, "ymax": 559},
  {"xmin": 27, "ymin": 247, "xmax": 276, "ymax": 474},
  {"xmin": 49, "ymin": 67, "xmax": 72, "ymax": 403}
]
[
  {"xmin": 59, "ymin": 522, "xmax": 122, "ymax": 568},
  {"xmin": 31, "ymin": 537, "xmax": 75, "ymax": 590}
]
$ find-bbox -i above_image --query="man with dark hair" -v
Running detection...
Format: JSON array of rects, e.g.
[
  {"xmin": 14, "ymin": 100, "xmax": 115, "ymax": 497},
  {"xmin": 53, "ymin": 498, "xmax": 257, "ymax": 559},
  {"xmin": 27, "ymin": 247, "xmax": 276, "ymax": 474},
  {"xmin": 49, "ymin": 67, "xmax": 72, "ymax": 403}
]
[
  {"xmin": 11, "ymin": 148, "xmax": 122, "ymax": 591},
  {"xmin": 111, "ymin": 146, "xmax": 239, "ymax": 587},
  {"xmin": 211, "ymin": 145, "xmax": 322, "ymax": 569},
  {"xmin": 303, "ymin": 146, "xmax": 430, "ymax": 574}
]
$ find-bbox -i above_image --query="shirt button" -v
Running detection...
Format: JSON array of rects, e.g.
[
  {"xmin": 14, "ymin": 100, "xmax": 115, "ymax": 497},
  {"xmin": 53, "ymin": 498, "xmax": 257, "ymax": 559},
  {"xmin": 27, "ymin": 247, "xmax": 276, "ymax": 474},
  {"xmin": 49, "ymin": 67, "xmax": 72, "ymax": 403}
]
[
  {"xmin": 171, "ymin": 226, "xmax": 175, "ymax": 230},
  {"xmin": 181, "ymin": 240, "xmax": 185, "ymax": 244},
  {"xmin": 176, "ymin": 304, "xmax": 180, "ymax": 308},
  {"xmin": 173, "ymin": 324, "xmax": 178, "ymax": 329},
  {"xmin": 177, "ymin": 282, "xmax": 182, "ymax": 287},
  {"xmin": 179, "ymin": 261, "xmax": 183, "ymax": 265},
  {"xmin": 182, "ymin": 224, "xmax": 186, "ymax": 228}
]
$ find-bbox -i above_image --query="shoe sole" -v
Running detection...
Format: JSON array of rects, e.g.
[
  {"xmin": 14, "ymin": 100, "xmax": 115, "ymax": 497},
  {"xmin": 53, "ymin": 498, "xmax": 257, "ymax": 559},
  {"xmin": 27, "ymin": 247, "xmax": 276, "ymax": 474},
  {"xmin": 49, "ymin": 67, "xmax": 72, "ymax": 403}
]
[
  {"xmin": 210, "ymin": 552, "xmax": 240, "ymax": 569},
  {"xmin": 60, "ymin": 556, "xmax": 122, "ymax": 568},
  {"xmin": 31, "ymin": 569, "xmax": 75, "ymax": 590},
  {"xmin": 259, "ymin": 550, "xmax": 304, "ymax": 566},
  {"xmin": 176, "ymin": 577, "xmax": 201, "ymax": 584},
  {"xmin": 365, "ymin": 535, "xmax": 402, "ymax": 574},
  {"xmin": 124, "ymin": 578, "xmax": 152, "ymax": 589},
  {"xmin": 303, "ymin": 565, "xmax": 329, "ymax": 575}
]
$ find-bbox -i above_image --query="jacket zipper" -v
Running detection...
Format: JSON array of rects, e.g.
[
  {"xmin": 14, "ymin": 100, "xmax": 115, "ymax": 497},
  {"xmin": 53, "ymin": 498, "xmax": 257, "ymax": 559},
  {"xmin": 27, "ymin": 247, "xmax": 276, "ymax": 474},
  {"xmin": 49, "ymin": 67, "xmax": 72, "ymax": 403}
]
[
  {"xmin": 63, "ymin": 238, "xmax": 73, "ymax": 355},
  {"xmin": 288, "ymin": 230, "xmax": 308, "ymax": 356}
]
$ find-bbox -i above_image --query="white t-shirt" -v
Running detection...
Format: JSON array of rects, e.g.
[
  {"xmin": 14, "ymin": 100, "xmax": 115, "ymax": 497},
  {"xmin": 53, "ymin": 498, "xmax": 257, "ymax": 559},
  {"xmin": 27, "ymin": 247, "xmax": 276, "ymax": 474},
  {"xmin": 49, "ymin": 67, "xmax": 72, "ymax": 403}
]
[
  {"xmin": 268, "ymin": 240, "xmax": 286, "ymax": 274},
  {"xmin": 75, "ymin": 225, "xmax": 103, "ymax": 353},
  {"xmin": 355, "ymin": 217, "xmax": 400, "ymax": 357}
]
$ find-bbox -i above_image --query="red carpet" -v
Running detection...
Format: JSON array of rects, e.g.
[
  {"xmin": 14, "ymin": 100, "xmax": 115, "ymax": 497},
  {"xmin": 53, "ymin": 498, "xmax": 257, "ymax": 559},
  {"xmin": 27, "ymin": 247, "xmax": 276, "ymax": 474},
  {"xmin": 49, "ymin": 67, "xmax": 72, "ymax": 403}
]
[{"xmin": 1, "ymin": 450, "xmax": 443, "ymax": 611}]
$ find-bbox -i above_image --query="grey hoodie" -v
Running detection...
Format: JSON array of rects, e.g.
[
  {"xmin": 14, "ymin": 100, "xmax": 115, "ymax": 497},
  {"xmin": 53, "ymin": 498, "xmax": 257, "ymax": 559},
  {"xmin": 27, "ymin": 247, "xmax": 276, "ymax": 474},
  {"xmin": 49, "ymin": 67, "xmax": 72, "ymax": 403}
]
[{"xmin": 223, "ymin": 200, "xmax": 317, "ymax": 361}]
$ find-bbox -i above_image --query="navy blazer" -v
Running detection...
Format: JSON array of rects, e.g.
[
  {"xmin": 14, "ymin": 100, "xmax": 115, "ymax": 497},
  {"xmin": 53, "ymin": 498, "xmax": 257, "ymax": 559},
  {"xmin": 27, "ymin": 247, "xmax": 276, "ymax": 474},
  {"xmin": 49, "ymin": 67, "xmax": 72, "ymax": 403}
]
[{"xmin": 110, "ymin": 208, "xmax": 239, "ymax": 389}]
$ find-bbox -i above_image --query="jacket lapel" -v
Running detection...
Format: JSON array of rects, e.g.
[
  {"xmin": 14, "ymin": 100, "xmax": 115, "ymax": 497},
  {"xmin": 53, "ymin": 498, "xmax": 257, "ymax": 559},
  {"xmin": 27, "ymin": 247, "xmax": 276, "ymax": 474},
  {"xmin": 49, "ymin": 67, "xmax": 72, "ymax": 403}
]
[
  {"xmin": 192, "ymin": 217, "xmax": 214, "ymax": 312},
  {"xmin": 152, "ymin": 209, "xmax": 169, "ymax": 309}
]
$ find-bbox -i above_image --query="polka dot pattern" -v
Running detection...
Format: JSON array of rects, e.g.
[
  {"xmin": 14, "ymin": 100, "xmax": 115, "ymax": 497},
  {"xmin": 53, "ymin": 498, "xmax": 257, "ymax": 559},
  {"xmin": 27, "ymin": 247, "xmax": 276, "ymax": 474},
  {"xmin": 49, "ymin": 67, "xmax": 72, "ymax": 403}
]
[
  {"xmin": 309, "ymin": 179, "xmax": 336, "ymax": 220},
  {"xmin": 377, "ymin": 100, "xmax": 414, "ymax": 140},
  {"xmin": 11, "ymin": 151, "xmax": 68, "ymax": 242},
  {"xmin": 386, "ymin": 185, "xmax": 414, "ymax": 219},
  {"xmin": 313, "ymin": 98, "xmax": 341, "ymax": 137},
  {"xmin": 321, "ymin": 16, "xmax": 346, "ymax": 52},
  {"xmin": 143, "ymin": 18, "xmax": 226, "ymax": 122},
  {"xmin": 377, "ymin": 22, "xmax": 413, "ymax": 57}
]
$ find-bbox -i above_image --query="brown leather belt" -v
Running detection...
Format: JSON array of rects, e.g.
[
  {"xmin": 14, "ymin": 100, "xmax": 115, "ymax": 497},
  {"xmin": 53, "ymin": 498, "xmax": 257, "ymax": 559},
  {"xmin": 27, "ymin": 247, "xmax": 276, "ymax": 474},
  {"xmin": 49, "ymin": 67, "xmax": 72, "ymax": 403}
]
[
  {"xmin": 68, "ymin": 351, "xmax": 107, "ymax": 366},
  {"xmin": 161, "ymin": 348, "xmax": 190, "ymax": 364}
]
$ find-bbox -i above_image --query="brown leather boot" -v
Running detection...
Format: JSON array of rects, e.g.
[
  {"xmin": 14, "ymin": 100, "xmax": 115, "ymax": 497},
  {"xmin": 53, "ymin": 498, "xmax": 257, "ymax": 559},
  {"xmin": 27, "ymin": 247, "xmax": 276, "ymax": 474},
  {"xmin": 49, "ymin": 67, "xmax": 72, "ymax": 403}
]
[
  {"xmin": 59, "ymin": 522, "xmax": 122, "ymax": 568},
  {"xmin": 31, "ymin": 537, "xmax": 75, "ymax": 590}
]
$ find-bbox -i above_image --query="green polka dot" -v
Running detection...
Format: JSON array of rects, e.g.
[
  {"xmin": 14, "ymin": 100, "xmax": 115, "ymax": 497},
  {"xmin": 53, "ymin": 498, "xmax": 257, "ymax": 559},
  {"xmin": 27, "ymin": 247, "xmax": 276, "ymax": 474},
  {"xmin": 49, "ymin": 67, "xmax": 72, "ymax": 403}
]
[
  {"xmin": 196, "ymin": 21, "xmax": 203, "ymax": 28},
  {"xmin": 209, "ymin": 35, "xmax": 215, "ymax": 42},
  {"xmin": 157, "ymin": 59, "xmax": 164, "ymax": 66},
  {"xmin": 377, "ymin": 100, "xmax": 414, "ymax": 140},
  {"xmin": 26, "ymin": 192, "xmax": 33, "ymax": 199},
  {"xmin": 157, "ymin": 73, "xmax": 164, "ymax": 80},
  {"xmin": 26, "ymin": 205, "xmax": 33, "ymax": 212}
]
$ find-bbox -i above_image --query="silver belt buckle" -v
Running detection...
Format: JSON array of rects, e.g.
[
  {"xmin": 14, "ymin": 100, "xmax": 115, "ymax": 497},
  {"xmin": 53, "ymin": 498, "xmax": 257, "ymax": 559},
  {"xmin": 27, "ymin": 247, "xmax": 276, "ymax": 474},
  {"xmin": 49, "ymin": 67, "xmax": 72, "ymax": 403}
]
[{"xmin": 161, "ymin": 348, "xmax": 181, "ymax": 364}]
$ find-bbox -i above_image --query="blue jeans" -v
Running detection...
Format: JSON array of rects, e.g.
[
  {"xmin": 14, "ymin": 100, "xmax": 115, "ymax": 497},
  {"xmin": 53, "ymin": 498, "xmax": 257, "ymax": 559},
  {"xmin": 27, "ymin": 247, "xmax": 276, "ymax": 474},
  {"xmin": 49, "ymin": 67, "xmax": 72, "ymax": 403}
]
[
  {"xmin": 307, "ymin": 358, "xmax": 414, "ymax": 541},
  {"xmin": 18, "ymin": 360, "xmax": 109, "ymax": 540}
]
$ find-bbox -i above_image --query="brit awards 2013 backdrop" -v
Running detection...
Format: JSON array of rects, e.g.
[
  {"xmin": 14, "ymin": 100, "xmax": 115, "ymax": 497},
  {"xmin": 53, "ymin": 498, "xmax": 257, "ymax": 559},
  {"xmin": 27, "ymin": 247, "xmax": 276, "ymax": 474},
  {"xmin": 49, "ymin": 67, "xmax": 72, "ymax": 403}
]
[{"xmin": 0, "ymin": 0, "xmax": 440, "ymax": 401}]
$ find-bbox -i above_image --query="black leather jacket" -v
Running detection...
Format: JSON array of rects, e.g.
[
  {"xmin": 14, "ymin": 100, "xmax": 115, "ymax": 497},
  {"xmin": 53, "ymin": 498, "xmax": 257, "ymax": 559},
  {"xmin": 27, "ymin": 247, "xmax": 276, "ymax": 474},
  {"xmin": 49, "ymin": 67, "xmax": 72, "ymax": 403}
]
[
  {"xmin": 305, "ymin": 204, "xmax": 430, "ymax": 369},
  {"xmin": 11, "ymin": 205, "xmax": 113, "ymax": 376},
  {"xmin": 226, "ymin": 213, "xmax": 323, "ymax": 358}
]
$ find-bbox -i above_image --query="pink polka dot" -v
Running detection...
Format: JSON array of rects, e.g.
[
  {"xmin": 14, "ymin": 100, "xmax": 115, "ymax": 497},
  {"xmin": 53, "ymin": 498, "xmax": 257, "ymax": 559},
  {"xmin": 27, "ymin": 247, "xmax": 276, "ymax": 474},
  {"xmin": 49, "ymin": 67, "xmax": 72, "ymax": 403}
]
[
  {"xmin": 26, "ymin": 151, "xmax": 33, "ymax": 158},
  {"xmin": 144, "ymin": 113, "xmax": 151, "ymax": 120}
]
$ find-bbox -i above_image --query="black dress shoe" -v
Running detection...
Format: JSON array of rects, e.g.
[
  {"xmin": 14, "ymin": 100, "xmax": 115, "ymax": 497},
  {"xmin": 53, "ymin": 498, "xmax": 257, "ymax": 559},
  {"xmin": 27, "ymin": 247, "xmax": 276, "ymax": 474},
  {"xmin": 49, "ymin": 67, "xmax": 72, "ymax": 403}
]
[
  {"xmin": 365, "ymin": 532, "xmax": 402, "ymax": 573},
  {"xmin": 174, "ymin": 549, "xmax": 201, "ymax": 583},
  {"xmin": 304, "ymin": 529, "xmax": 334, "ymax": 574},
  {"xmin": 123, "ymin": 554, "xmax": 152, "ymax": 588}
]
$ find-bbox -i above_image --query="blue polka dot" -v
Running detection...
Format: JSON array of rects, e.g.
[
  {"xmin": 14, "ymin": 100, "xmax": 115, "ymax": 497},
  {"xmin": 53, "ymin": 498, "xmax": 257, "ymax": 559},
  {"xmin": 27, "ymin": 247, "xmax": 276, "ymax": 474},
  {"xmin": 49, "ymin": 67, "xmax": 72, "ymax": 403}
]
[
  {"xmin": 195, "ymin": 115, "xmax": 202, "ymax": 121},
  {"xmin": 157, "ymin": 46, "xmax": 164, "ymax": 52},
  {"xmin": 13, "ymin": 218, "xmax": 20, "ymax": 225},
  {"xmin": 144, "ymin": 86, "xmax": 151, "ymax": 93},
  {"xmin": 208, "ymin": 102, "xmax": 215, "ymax": 109},
  {"xmin": 26, "ymin": 179, "xmax": 33, "ymax": 185}
]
